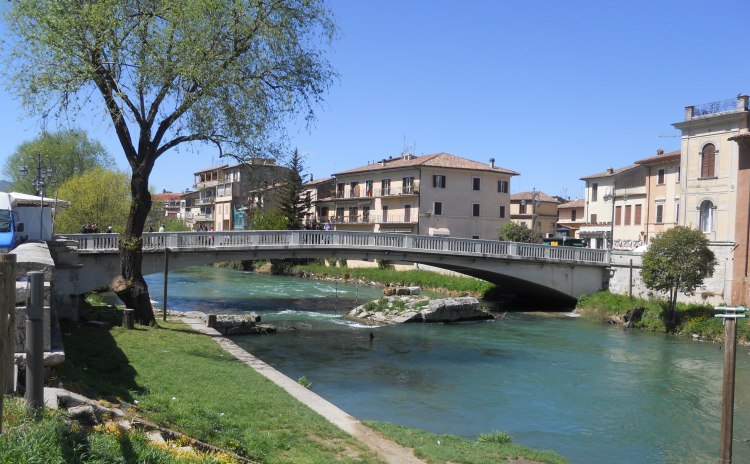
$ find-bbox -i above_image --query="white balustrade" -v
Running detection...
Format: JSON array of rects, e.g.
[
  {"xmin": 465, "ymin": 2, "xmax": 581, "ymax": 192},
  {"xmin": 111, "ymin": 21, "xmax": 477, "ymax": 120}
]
[{"xmin": 56, "ymin": 231, "xmax": 610, "ymax": 265}]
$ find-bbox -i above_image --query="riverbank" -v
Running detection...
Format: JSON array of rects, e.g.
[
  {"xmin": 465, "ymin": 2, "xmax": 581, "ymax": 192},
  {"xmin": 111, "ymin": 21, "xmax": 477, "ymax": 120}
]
[
  {"xmin": 274, "ymin": 262, "xmax": 496, "ymax": 298},
  {"xmin": 13, "ymin": 310, "xmax": 568, "ymax": 463},
  {"xmin": 575, "ymin": 291, "xmax": 750, "ymax": 343}
]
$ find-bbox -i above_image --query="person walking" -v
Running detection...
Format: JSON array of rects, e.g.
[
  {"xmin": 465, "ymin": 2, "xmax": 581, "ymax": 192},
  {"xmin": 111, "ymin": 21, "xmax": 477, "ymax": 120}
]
[{"xmin": 158, "ymin": 224, "xmax": 165, "ymax": 233}]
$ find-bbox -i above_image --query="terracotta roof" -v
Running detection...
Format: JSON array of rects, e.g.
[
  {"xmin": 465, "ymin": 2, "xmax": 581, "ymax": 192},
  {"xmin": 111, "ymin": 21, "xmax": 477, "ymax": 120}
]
[
  {"xmin": 332, "ymin": 153, "xmax": 519, "ymax": 176},
  {"xmin": 558, "ymin": 199, "xmax": 584, "ymax": 209},
  {"xmin": 510, "ymin": 191, "xmax": 560, "ymax": 203},
  {"xmin": 153, "ymin": 193, "xmax": 182, "ymax": 202},
  {"xmin": 193, "ymin": 164, "xmax": 230, "ymax": 175},
  {"xmin": 580, "ymin": 164, "xmax": 639, "ymax": 180},
  {"xmin": 634, "ymin": 149, "xmax": 681, "ymax": 166},
  {"xmin": 303, "ymin": 177, "xmax": 334, "ymax": 187}
]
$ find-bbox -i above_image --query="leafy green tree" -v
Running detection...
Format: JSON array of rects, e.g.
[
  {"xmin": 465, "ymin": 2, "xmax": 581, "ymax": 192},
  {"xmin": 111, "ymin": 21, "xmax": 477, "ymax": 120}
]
[
  {"xmin": 162, "ymin": 219, "xmax": 191, "ymax": 232},
  {"xmin": 278, "ymin": 149, "xmax": 311, "ymax": 230},
  {"xmin": 3, "ymin": 130, "xmax": 113, "ymax": 194},
  {"xmin": 499, "ymin": 222, "xmax": 537, "ymax": 243},
  {"xmin": 641, "ymin": 226, "xmax": 717, "ymax": 325},
  {"xmin": 4, "ymin": 1, "xmax": 335, "ymax": 324},
  {"xmin": 54, "ymin": 168, "xmax": 131, "ymax": 234},
  {"xmin": 250, "ymin": 209, "xmax": 288, "ymax": 230}
]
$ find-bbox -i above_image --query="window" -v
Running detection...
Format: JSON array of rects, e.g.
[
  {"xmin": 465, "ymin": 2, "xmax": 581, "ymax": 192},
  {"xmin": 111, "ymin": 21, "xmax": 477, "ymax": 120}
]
[
  {"xmin": 615, "ymin": 206, "xmax": 622, "ymax": 225},
  {"xmin": 336, "ymin": 183, "xmax": 345, "ymax": 198},
  {"xmin": 675, "ymin": 201, "xmax": 680, "ymax": 224},
  {"xmin": 472, "ymin": 203, "xmax": 480, "ymax": 217},
  {"xmin": 498, "ymin": 180, "xmax": 508, "ymax": 193},
  {"xmin": 349, "ymin": 182, "xmax": 358, "ymax": 198},
  {"xmin": 472, "ymin": 235, "xmax": 480, "ymax": 239},
  {"xmin": 363, "ymin": 206, "xmax": 370, "ymax": 222},
  {"xmin": 382, "ymin": 205, "xmax": 389, "ymax": 223},
  {"xmin": 624, "ymin": 205, "xmax": 631, "ymax": 225},
  {"xmin": 403, "ymin": 177, "xmax": 415, "ymax": 194},
  {"xmin": 348, "ymin": 207, "xmax": 358, "ymax": 223},
  {"xmin": 699, "ymin": 200, "xmax": 714, "ymax": 233},
  {"xmin": 676, "ymin": 166, "xmax": 680, "ymax": 183},
  {"xmin": 473, "ymin": 177, "xmax": 481, "ymax": 191},
  {"xmin": 591, "ymin": 213, "xmax": 598, "ymax": 223},
  {"xmin": 657, "ymin": 168, "xmax": 665, "ymax": 185},
  {"xmin": 499, "ymin": 205, "xmax": 506, "ymax": 218},
  {"xmin": 433, "ymin": 174, "xmax": 446, "ymax": 188},
  {"xmin": 634, "ymin": 204, "xmax": 642, "ymax": 225},
  {"xmin": 336, "ymin": 207, "xmax": 344, "ymax": 221},
  {"xmin": 571, "ymin": 210, "xmax": 577, "ymax": 221},
  {"xmin": 701, "ymin": 144, "xmax": 716, "ymax": 178},
  {"xmin": 519, "ymin": 203, "xmax": 527, "ymax": 214},
  {"xmin": 365, "ymin": 180, "xmax": 373, "ymax": 197},
  {"xmin": 655, "ymin": 204, "xmax": 664, "ymax": 224},
  {"xmin": 592, "ymin": 183, "xmax": 598, "ymax": 202},
  {"xmin": 404, "ymin": 204, "xmax": 411, "ymax": 222},
  {"xmin": 434, "ymin": 202, "xmax": 442, "ymax": 215},
  {"xmin": 381, "ymin": 179, "xmax": 391, "ymax": 196}
]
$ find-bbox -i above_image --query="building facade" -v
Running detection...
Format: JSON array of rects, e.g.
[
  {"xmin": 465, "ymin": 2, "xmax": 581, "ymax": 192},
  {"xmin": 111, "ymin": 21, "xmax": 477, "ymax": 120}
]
[
  {"xmin": 556, "ymin": 199, "xmax": 585, "ymax": 238},
  {"xmin": 633, "ymin": 149, "xmax": 681, "ymax": 243},
  {"xmin": 312, "ymin": 152, "xmax": 518, "ymax": 239},
  {"xmin": 509, "ymin": 191, "xmax": 560, "ymax": 239}
]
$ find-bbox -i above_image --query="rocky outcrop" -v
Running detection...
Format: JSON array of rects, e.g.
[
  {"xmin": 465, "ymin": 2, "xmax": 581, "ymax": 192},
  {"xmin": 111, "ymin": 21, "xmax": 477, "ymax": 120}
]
[{"xmin": 347, "ymin": 296, "xmax": 493, "ymax": 325}]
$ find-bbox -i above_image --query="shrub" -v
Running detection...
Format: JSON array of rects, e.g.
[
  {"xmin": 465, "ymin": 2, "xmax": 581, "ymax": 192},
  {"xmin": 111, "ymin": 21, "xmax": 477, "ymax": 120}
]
[{"xmin": 477, "ymin": 431, "xmax": 513, "ymax": 445}]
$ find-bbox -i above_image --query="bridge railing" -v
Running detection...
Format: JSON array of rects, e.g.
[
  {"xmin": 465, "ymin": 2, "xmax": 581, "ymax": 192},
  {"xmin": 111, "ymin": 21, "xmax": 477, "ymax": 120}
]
[{"xmin": 57, "ymin": 231, "xmax": 609, "ymax": 265}]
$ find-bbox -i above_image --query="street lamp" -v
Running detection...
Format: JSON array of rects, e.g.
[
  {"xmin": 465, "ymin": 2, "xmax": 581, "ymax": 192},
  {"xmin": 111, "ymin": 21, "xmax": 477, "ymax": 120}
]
[
  {"xmin": 19, "ymin": 154, "xmax": 53, "ymax": 240},
  {"xmin": 603, "ymin": 184, "xmax": 616, "ymax": 250},
  {"xmin": 520, "ymin": 188, "xmax": 541, "ymax": 241}
]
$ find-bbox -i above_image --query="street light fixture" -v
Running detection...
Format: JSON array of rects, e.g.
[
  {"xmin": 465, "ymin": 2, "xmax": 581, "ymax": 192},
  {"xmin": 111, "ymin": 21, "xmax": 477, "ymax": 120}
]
[
  {"xmin": 603, "ymin": 184, "xmax": 616, "ymax": 250},
  {"xmin": 19, "ymin": 154, "xmax": 53, "ymax": 240}
]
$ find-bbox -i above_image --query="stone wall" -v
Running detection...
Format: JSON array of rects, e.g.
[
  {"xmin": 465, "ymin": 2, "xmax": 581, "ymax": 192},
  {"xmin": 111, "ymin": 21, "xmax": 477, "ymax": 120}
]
[{"xmin": 608, "ymin": 242, "xmax": 733, "ymax": 306}]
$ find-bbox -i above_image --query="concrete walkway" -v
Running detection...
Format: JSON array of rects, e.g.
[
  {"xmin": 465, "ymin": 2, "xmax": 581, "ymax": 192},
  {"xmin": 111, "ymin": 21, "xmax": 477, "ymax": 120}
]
[{"xmin": 178, "ymin": 316, "xmax": 426, "ymax": 464}]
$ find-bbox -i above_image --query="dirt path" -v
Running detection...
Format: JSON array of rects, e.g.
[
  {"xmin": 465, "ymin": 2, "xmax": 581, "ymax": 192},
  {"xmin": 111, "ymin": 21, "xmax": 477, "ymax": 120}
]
[{"xmin": 178, "ymin": 316, "xmax": 426, "ymax": 464}]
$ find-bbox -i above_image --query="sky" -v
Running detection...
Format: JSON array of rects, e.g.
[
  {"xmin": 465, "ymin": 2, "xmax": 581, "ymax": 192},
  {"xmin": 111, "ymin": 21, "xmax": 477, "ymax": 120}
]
[{"xmin": 0, "ymin": 0, "xmax": 749, "ymax": 200}]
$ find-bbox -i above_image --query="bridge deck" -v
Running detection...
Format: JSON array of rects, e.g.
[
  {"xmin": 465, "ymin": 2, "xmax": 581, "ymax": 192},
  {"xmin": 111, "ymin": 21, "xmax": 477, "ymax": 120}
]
[{"xmin": 59, "ymin": 231, "xmax": 609, "ymax": 266}]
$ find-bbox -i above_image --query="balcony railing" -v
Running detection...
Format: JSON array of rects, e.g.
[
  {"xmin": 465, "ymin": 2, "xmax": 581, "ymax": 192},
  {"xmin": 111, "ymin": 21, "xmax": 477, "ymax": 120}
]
[
  {"xmin": 692, "ymin": 98, "xmax": 737, "ymax": 117},
  {"xmin": 323, "ymin": 214, "xmax": 416, "ymax": 225},
  {"xmin": 195, "ymin": 197, "xmax": 215, "ymax": 206},
  {"xmin": 373, "ymin": 186, "xmax": 418, "ymax": 197}
]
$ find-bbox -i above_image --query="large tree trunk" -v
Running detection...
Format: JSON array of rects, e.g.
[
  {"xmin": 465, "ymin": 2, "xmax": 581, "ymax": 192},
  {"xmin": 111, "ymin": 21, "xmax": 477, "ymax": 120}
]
[{"xmin": 114, "ymin": 160, "xmax": 156, "ymax": 325}]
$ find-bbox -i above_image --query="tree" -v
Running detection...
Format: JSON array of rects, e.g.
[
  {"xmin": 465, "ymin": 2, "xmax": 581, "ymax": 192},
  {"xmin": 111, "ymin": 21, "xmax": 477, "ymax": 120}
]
[
  {"xmin": 641, "ymin": 226, "xmax": 717, "ymax": 325},
  {"xmin": 54, "ymin": 168, "xmax": 131, "ymax": 234},
  {"xmin": 4, "ymin": 1, "xmax": 335, "ymax": 324},
  {"xmin": 277, "ymin": 149, "xmax": 311, "ymax": 230},
  {"xmin": 499, "ymin": 222, "xmax": 537, "ymax": 243},
  {"xmin": 3, "ymin": 130, "xmax": 113, "ymax": 194},
  {"xmin": 250, "ymin": 209, "xmax": 288, "ymax": 230}
]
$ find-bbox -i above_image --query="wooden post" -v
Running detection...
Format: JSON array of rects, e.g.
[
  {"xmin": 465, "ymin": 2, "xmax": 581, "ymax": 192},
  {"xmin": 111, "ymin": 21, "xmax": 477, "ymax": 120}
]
[
  {"xmin": 716, "ymin": 306, "xmax": 747, "ymax": 464},
  {"xmin": 122, "ymin": 309, "xmax": 135, "ymax": 330},
  {"xmin": 162, "ymin": 249, "xmax": 169, "ymax": 322},
  {"xmin": 0, "ymin": 254, "xmax": 16, "ymax": 397}
]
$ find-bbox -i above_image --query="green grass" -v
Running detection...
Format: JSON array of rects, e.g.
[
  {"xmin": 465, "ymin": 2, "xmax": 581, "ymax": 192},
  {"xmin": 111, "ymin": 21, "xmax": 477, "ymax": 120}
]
[
  {"xmin": 0, "ymin": 396, "xmax": 227, "ymax": 463},
  {"xmin": 575, "ymin": 291, "xmax": 750, "ymax": 342},
  {"xmin": 53, "ymin": 321, "xmax": 382, "ymax": 464},
  {"xmin": 291, "ymin": 263, "xmax": 495, "ymax": 297},
  {"xmin": 366, "ymin": 422, "xmax": 568, "ymax": 464}
]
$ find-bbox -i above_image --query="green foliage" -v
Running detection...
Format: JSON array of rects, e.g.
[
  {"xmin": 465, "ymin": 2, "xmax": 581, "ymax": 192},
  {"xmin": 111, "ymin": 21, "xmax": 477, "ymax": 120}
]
[
  {"xmin": 377, "ymin": 259, "xmax": 393, "ymax": 270},
  {"xmin": 337, "ymin": 258, "xmax": 348, "ymax": 268},
  {"xmin": 499, "ymin": 222, "xmax": 537, "ymax": 243},
  {"xmin": 641, "ymin": 226, "xmax": 717, "ymax": 322},
  {"xmin": 250, "ymin": 209, "xmax": 288, "ymax": 230},
  {"xmin": 2, "ymin": 130, "xmax": 113, "ymax": 195},
  {"xmin": 277, "ymin": 148, "xmax": 312, "ymax": 230},
  {"xmin": 367, "ymin": 421, "xmax": 568, "ymax": 464},
  {"xmin": 477, "ymin": 431, "xmax": 513, "ymax": 445},
  {"xmin": 54, "ymin": 167, "xmax": 131, "ymax": 234},
  {"xmin": 297, "ymin": 376, "xmax": 312, "ymax": 389},
  {"xmin": 162, "ymin": 219, "xmax": 191, "ymax": 232}
]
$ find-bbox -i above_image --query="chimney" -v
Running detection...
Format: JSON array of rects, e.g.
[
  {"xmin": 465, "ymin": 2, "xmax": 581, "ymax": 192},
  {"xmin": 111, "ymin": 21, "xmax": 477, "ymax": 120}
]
[
  {"xmin": 739, "ymin": 94, "xmax": 749, "ymax": 111},
  {"xmin": 489, "ymin": 158, "xmax": 495, "ymax": 168},
  {"xmin": 381, "ymin": 159, "xmax": 386, "ymax": 167},
  {"xmin": 657, "ymin": 148, "xmax": 664, "ymax": 155},
  {"xmin": 607, "ymin": 167, "xmax": 614, "ymax": 174}
]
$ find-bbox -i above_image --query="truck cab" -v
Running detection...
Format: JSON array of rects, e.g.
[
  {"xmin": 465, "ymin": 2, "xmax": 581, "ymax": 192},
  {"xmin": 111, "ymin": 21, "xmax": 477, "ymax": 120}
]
[{"xmin": 0, "ymin": 192, "xmax": 26, "ymax": 252}]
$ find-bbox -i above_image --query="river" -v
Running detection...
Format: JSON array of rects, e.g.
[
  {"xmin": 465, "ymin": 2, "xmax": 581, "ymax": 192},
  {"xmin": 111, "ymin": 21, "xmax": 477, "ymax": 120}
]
[{"xmin": 145, "ymin": 266, "xmax": 750, "ymax": 463}]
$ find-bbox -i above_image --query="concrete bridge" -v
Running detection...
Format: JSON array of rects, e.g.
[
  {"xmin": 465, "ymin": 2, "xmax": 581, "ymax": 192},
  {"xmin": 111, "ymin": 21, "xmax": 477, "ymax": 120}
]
[{"xmin": 50, "ymin": 230, "xmax": 610, "ymax": 316}]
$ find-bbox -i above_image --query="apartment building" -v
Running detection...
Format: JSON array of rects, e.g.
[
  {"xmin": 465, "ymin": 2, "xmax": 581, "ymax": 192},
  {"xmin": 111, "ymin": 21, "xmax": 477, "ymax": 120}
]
[
  {"xmin": 192, "ymin": 159, "xmax": 290, "ymax": 231},
  {"xmin": 672, "ymin": 94, "xmax": 750, "ymax": 304},
  {"xmin": 312, "ymin": 152, "xmax": 518, "ymax": 239},
  {"xmin": 633, "ymin": 149, "xmax": 681, "ymax": 243},
  {"xmin": 556, "ymin": 199, "xmax": 585, "ymax": 238},
  {"xmin": 151, "ymin": 191, "xmax": 182, "ymax": 220},
  {"xmin": 579, "ymin": 165, "xmax": 648, "ymax": 250},
  {"xmin": 509, "ymin": 191, "xmax": 560, "ymax": 238}
]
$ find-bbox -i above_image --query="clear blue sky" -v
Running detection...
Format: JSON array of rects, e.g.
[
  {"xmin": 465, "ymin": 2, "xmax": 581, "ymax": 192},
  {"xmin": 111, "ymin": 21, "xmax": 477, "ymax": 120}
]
[{"xmin": 1, "ymin": 0, "xmax": 748, "ymax": 199}]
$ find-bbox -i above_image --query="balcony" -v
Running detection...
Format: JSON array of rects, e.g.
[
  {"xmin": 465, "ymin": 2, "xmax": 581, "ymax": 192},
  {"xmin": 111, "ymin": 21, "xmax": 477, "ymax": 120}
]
[
  {"xmin": 193, "ymin": 213, "xmax": 214, "ymax": 222},
  {"xmin": 195, "ymin": 197, "xmax": 215, "ymax": 206},
  {"xmin": 373, "ymin": 185, "xmax": 419, "ymax": 197}
]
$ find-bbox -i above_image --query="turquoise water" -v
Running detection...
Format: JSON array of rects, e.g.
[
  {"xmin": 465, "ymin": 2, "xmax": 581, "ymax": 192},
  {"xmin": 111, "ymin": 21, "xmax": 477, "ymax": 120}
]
[{"xmin": 146, "ymin": 267, "xmax": 750, "ymax": 463}]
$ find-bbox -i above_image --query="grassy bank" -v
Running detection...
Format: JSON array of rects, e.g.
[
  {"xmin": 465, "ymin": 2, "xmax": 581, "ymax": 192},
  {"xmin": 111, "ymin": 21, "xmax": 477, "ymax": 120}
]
[
  {"xmin": 36, "ymin": 318, "xmax": 568, "ymax": 463},
  {"xmin": 576, "ymin": 291, "xmax": 750, "ymax": 343},
  {"xmin": 288, "ymin": 263, "xmax": 495, "ymax": 298}
]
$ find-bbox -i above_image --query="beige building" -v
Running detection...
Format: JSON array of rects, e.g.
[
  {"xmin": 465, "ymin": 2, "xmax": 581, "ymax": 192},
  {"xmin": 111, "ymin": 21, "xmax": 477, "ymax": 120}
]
[
  {"xmin": 556, "ymin": 199, "xmax": 585, "ymax": 238},
  {"xmin": 579, "ymin": 165, "xmax": 648, "ymax": 250},
  {"xmin": 633, "ymin": 149, "xmax": 681, "ymax": 243},
  {"xmin": 509, "ymin": 191, "xmax": 560, "ymax": 239},
  {"xmin": 313, "ymin": 152, "xmax": 518, "ymax": 239}
]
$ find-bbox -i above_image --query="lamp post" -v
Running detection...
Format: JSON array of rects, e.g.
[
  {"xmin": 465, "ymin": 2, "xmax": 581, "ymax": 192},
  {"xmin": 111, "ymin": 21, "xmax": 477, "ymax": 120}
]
[
  {"xmin": 520, "ymin": 188, "xmax": 541, "ymax": 242},
  {"xmin": 715, "ymin": 305, "xmax": 747, "ymax": 463},
  {"xmin": 603, "ymin": 183, "xmax": 616, "ymax": 250},
  {"xmin": 19, "ymin": 154, "xmax": 53, "ymax": 240}
]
